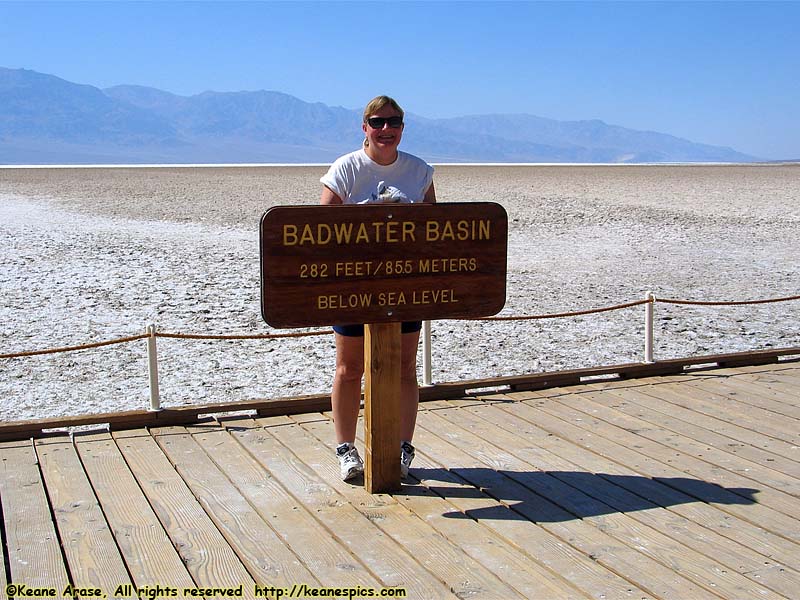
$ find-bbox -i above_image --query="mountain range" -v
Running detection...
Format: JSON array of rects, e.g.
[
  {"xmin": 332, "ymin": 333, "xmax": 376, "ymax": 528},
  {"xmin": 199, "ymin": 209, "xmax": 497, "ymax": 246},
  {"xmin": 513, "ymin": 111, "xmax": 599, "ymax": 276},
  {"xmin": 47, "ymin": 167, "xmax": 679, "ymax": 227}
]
[{"xmin": 0, "ymin": 67, "xmax": 759, "ymax": 164}]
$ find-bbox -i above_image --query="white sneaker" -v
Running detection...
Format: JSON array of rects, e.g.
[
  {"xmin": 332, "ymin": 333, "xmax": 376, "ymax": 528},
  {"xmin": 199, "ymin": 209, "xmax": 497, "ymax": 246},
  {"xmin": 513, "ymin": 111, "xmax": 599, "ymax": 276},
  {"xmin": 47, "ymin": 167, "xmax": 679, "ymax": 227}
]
[
  {"xmin": 400, "ymin": 441, "xmax": 415, "ymax": 478},
  {"xmin": 336, "ymin": 443, "xmax": 364, "ymax": 481}
]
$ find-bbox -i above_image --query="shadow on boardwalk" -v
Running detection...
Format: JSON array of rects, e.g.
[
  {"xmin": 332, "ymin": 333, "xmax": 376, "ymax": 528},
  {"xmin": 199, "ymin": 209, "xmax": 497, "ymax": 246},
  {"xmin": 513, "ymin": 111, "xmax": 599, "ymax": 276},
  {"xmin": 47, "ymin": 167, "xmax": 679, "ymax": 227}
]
[{"xmin": 406, "ymin": 468, "xmax": 759, "ymax": 522}]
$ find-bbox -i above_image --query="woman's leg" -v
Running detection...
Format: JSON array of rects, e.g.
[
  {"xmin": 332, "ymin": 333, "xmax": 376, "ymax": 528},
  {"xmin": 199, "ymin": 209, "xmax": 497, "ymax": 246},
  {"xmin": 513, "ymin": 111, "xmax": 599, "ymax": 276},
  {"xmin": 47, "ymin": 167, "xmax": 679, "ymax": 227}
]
[
  {"xmin": 399, "ymin": 330, "xmax": 421, "ymax": 442},
  {"xmin": 333, "ymin": 328, "xmax": 420, "ymax": 443},
  {"xmin": 331, "ymin": 332, "xmax": 365, "ymax": 444}
]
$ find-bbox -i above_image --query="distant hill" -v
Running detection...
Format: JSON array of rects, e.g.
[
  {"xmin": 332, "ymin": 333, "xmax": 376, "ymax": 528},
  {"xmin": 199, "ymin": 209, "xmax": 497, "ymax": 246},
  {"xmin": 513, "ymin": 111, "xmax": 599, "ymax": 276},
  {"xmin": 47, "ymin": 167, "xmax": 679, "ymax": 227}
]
[{"xmin": 0, "ymin": 67, "xmax": 759, "ymax": 164}]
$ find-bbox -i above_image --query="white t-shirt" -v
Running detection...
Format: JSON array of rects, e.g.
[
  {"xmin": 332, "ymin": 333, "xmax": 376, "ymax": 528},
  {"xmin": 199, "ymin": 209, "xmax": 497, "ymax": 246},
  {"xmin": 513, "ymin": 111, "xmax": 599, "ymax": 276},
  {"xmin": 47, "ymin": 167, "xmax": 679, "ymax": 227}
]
[{"xmin": 320, "ymin": 148, "xmax": 434, "ymax": 204}]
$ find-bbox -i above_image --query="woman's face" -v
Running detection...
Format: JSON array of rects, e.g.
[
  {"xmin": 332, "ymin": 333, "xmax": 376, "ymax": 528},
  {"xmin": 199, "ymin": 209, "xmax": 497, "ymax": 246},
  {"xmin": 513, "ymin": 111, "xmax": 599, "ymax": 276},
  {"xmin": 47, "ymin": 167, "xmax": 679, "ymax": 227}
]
[{"xmin": 363, "ymin": 104, "xmax": 404, "ymax": 154}]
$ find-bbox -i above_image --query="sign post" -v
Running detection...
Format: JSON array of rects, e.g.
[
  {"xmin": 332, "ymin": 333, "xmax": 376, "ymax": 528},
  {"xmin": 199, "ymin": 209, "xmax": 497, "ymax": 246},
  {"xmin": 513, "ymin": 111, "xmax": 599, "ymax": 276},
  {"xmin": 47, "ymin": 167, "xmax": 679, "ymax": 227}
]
[
  {"xmin": 260, "ymin": 203, "xmax": 507, "ymax": 493},
  {"xmin": 363, "ymin": 322, "xmax": 401, "ymax": 492}
]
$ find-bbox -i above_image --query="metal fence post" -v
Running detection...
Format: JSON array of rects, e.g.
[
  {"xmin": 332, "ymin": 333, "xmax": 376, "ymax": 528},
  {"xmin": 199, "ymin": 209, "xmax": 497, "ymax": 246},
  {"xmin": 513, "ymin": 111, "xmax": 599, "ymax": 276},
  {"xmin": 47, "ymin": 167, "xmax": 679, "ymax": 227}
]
[
  {"xmin": 644, "ymin": 292, "xmax": 655, "ymax": 363},
  {"xmin": 146, "ymin": 324, "xmax": 161, "ymax": 411},
  {"xmin": 422, "ymin": 320, "xmax": 433, "ymax": 386}
]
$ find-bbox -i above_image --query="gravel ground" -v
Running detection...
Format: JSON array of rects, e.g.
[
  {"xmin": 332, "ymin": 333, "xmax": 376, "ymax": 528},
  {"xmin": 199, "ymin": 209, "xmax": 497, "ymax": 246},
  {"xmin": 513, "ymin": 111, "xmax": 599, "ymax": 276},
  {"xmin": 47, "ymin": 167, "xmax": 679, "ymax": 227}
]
[{"xmin": 1, "ymin": 164, "xmax": 798, "ymax": 421}]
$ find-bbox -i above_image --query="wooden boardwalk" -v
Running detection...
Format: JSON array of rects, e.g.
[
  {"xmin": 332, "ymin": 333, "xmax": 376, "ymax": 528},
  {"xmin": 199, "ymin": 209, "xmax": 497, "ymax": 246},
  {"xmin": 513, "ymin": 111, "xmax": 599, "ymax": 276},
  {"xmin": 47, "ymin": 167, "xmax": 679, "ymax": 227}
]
[{"xmin": 1, "ymin": 361, "xmax": 798, "ymax": 599}]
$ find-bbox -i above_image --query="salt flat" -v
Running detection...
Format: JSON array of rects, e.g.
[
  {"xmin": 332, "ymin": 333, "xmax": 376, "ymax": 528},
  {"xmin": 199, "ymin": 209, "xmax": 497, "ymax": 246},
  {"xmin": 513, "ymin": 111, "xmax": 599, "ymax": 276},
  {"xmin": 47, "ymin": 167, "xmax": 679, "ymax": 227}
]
[{"xmin": 1, "ymin": 164, "xmax": 798, "ymax": 421}]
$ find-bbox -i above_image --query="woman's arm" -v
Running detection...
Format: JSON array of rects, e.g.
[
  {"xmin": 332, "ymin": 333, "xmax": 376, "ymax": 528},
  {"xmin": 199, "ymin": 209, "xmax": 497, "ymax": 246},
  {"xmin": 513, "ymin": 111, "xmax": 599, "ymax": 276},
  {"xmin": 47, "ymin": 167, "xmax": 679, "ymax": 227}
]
[
  {"xmin": 423, "ymin": 180, "xmax": 437, "ymax": 204},
  {"xmin": 320, "ymin": 185, "xmax": 343, "ymax": 205}
]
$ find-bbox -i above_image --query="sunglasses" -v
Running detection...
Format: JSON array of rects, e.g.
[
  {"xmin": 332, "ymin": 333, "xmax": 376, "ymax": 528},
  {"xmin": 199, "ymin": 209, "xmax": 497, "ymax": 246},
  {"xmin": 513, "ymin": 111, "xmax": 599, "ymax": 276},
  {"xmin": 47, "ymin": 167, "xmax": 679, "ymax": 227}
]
[{"xmin": 366, "ymin": 116, "xmax": 404, "ymax": 129}]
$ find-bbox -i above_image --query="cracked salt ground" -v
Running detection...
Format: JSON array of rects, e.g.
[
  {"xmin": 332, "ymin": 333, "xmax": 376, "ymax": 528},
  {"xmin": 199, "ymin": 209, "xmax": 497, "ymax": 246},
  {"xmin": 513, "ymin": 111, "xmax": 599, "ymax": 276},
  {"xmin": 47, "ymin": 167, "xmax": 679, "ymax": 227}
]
[{"xmin": 1, "ymin": 165, "xmax": 798, "ymax": 421}]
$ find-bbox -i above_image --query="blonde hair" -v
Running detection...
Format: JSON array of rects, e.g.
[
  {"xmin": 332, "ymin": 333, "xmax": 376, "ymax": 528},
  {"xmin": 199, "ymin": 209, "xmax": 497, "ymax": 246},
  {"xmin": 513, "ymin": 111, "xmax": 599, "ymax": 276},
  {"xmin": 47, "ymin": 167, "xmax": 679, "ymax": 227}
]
[
  {"xmin": 363, "ymin": 96, "xmax": 404, "ymax": 147},
  {"xmin": 363, "ymin": 95, "xmax": 404, "ymax": 122}
]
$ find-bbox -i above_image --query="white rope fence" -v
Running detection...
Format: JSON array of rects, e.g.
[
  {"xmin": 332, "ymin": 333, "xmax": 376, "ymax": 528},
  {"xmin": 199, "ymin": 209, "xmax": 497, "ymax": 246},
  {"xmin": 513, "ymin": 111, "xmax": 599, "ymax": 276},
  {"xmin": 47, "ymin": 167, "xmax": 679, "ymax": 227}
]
[{"xmin": 2, "ymin": 291, "xmax": 798, "ymax": 411}]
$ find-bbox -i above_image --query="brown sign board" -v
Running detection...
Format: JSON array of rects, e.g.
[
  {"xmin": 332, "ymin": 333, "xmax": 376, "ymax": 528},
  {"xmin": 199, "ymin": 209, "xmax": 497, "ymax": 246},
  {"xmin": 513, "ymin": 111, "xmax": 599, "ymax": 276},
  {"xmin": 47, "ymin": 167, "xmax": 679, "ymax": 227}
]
[{"xmin": 260, "ymin": 202, "xmax": 507, "ymax": 328}]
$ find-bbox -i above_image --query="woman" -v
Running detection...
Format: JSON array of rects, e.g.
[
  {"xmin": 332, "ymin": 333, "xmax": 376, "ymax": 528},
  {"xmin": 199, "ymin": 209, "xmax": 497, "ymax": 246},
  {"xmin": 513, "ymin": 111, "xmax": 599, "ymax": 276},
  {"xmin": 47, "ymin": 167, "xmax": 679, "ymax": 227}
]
[{"xmin": 320, "ymin": 95, "xmax": 436, "ymax": 481}]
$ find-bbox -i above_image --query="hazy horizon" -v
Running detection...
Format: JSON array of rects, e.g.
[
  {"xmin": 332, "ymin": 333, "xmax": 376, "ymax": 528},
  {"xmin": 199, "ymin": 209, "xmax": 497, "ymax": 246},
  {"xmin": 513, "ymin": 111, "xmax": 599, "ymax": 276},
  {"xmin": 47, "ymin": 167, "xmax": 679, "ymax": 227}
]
[{"xmin": 1, "ymin": 1, "xmax": 798, "ymax": 160}]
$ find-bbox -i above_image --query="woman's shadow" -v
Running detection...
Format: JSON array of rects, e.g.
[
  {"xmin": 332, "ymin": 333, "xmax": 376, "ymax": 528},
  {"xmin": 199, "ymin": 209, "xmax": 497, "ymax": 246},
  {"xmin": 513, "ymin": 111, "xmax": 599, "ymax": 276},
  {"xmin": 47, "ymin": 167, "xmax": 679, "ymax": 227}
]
[{"xmin": 406, "ymin": 467, "xmax": 760, "ymax": 522}]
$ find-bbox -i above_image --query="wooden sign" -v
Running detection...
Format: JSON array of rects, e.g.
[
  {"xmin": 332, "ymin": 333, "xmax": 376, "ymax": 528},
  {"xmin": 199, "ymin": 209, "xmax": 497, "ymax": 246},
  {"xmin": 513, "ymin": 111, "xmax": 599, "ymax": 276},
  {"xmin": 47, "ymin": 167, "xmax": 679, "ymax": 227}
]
[{"xmin": 260, "ymin": 202, "xmax": 507, "ymax": 328}]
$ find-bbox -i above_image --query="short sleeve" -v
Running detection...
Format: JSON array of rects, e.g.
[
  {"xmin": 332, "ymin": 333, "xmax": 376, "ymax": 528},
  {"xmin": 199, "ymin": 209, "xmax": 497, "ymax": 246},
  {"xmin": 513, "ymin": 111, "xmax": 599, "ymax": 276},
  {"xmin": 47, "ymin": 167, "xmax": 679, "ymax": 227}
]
[{"xmin": 320, "ymin": 160, "xmax": 348, "ymax": 200}]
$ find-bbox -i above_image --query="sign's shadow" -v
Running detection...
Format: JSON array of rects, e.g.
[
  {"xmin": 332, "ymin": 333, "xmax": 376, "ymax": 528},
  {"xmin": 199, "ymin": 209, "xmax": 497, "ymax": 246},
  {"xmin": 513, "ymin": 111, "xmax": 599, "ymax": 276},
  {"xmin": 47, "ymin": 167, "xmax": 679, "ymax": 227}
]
[{"xmin": 404, "ymin": 468, "xmax": 759, "ymax": 522}]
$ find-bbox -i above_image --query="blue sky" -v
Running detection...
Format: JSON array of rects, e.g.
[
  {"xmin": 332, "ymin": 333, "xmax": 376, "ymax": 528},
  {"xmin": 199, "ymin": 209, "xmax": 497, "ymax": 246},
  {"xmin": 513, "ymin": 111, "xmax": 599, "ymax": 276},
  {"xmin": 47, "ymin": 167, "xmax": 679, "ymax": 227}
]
[{"xmin": 1, "ymin": 1, "xmax": 799, "ymax": 159}]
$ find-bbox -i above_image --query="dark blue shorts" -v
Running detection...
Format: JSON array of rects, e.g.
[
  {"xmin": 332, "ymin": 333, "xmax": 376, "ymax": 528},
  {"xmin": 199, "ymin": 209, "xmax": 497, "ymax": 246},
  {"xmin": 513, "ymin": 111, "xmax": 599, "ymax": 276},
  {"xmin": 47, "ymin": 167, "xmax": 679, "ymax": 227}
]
[{"xmin": 333, "ymin": 321, "xmax": 423, "ymax": 337}]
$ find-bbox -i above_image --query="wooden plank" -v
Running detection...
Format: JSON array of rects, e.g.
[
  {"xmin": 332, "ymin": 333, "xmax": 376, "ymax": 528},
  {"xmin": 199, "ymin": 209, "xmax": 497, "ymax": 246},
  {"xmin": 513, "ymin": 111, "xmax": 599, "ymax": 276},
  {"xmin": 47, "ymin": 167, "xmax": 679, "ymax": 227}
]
[
  {"xmin": 151, "ymin": 426, "xmax": 318, "ymax": 589},
  {"xmin": 735, "ymin": 368, "xmax": 800, "ymax": 395},
  {"xmin": 715, "ymin": 351, "xmax": 798, "ymax": 368},
  {"xmin": 743, "ymin": 363, "xmax": 800, "ymax": 381},
  {"xmin": 692, "ymin": 376, "xmax": 800, "ymax": 418},
  {"xmin": 734, "ymin": 362, "xmax": 800, "ymax": 374},
  {"xmin": 735, "ymin": 367, "xmax": 800, "ymax": 394},
  {"xmin": 407, "ymin": 413, "xmax": 660, "ymax": 599},
  {"xmin": 364, "ymin": 322, "xmax": 402, "ymax": 493},
  {"xmin": 279, "ymin": 412, "xmax": 327, "ymax": 424},
  {"xmin": 205, "ymin": 421, "xmax": 380, "ymax": 588},
  {"xmin": 257, "ymin": 420, "xmax": 468, "ymax": 599},
  {"xmin": 617, "ymin": 384, "xmax": 800, "ymax": 469},
  {"xmin": 725, "ymin": 362, "xmax": 800, "ymax": 383},
  {"xmin": 0, "ymin": 440, "xmax": 70, "ymax": 588},
  {"xmin": 748, "ymin": 375, "xmax": 800, "ymax": 400},
  {"xmin": 492, "ymin": 393, "xmax": 800, "ymax": 572},
  {"xmin": 681, "ymin": 373, "xmax": 800, "ymax": 428},
  {"xmin": 543, "ymin": 390, "xmax": 800, "ymax": 517},
  {"xmin": 544, "ymin": 374, "xmax": 695, "ymax": 396},
  {"xmin": 695, "ymin": 365, "xmax": 800, "ymax": 398},
  {"xmin": 524, "ymin": 362, "xmax": 799, "ymax": 400},
  {"xmin": 568, "ymin": 389, "xmax": 800, "ymax": 497},
  {"xmin": 74, "ymin": 432, "xmax": 195, "ymax": 586},
  {"xmin": 72, "ymin": 429, "xmax": 113, "ymax": 443},
  {"xmin": 236, "ymin": 414, "xmax": 294, "ymax": 427},
  {"xmin": 0, "ymin": 396, "xmax": 333, "ymax": 442},
  {"xmin": 0, "ymin": 446, "xmax": 19, "ymax": 598},
  {"xmin": 631, "ymin": 380, "xmax": 800, "ymax": 461},
  {"xmin": 477, "ymin": 395, "xmax": 800, "ymax": 574},
  {"xmin": 0, "ymin": 512, "xmax": 6, "ymax": 600},
  {"xmin": 418, "ymin": 407, "xmax": 768, "ymax": 600},
  {"xmin": 297, "ymin": 416, "xmax": 594, "ymax": 599},
  {"xmin": 229, "ymin": 415, "xmax": 282, "ymax": 429},
  {"xmin": 34, "ymin": 437, "xmax": 132, "ymax": 590},
  {"xmin": 599, "ymin": 386, "xmax": 800, "ymax": 476},
  {"xmin": 628, "ymin": 377, "xmax": 799, "ymax": 445},
  {"xmin": 505, "ymin": 391, "xmax": 800, "ymax": 545},
  {"xmin": 441, "ymin": 400, "xmax": 797, "ymax": 599},
  {"xmin": 112, "ymin": 430, "xmax": 256, "ymax": 591},
  {"xmin": 272, "ymin": 418, "xmax": 524, "ymax": 598}
]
